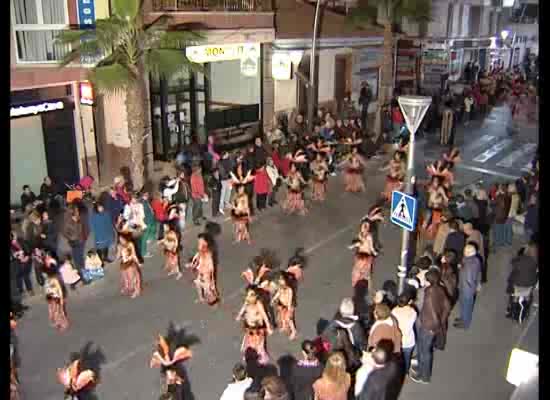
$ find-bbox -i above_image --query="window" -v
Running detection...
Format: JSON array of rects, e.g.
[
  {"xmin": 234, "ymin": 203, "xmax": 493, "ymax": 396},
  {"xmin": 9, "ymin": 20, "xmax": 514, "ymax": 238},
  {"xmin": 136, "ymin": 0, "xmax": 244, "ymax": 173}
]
[{"xmin": 12, "ymin": 0, "xmax": 71, "ymax": 63}]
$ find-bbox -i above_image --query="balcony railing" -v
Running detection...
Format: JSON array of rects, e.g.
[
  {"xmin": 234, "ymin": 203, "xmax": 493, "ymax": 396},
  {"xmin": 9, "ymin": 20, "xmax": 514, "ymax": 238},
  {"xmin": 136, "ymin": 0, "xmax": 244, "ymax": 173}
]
[{"xmin": 152, "ymin": 0, "xmax": 272, "ymax": 12}]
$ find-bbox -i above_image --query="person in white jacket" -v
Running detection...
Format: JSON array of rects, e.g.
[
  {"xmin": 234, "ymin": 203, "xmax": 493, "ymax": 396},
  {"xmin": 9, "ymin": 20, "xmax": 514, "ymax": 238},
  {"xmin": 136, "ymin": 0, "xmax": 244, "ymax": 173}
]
[
  {"xmin": 266, "ymin": 157, "xmax": 280, "ymax": 207},
  {"xmin": 219, "ymin": 363, "xmax": 253, "ymax": 400}
]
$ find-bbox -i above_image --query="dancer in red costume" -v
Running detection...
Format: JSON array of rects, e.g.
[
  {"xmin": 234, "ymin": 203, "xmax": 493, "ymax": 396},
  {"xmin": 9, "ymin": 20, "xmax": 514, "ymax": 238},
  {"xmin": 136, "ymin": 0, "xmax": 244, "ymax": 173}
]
[
  {"xmin": 117, "ymin": 234, "xmax": 142, "ymax": 298},
  {"xmin": 45, "ymin": 268, "xmax": 70, "ymax": 332},
  {"xmin": 231, "ymin": 185, "xmax": 252, "ymax": 244},
  {"xmin": 158, "ymin": 224, "xmax": 183, "ymax": 280},
  {"xmin": 150, "ymin": 334, "xmax": 192, "ymax": 398},
  {"xmin": 283, "ymin": 163, "xmax": 308, "ymax": 215},
  {"xmin": 348, "ymin": 217, "xmax": 378, "ymax": 288},
  {"xmin": 310, "ymin": 152, "xmax": 329, "ymax": 201},
  {"xmin": 56, "ymin": 357, "xmax": 96, "ymax": 399},
  {"xmin": 271, "ymin": 272, "xmax": 298, "ymax": 340},
  {"xmin": 236, "ymin": 287, "xmax": 273, "ymax": 365},
  {"xmin": 343, "ymin": 147, "xmax": 367, "ymax": 193},
  {"xmin": 382, "ymin": 151, "xmax": 405, "ymax": 202},
  {"xmin": 187, "ymin": 233, "xmax": 220, "ymax": 306}
]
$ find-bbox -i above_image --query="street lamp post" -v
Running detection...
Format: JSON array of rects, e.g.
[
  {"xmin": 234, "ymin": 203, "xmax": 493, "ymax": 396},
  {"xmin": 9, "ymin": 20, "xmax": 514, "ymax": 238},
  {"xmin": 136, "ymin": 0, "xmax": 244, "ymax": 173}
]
[
  {"xmin": 307, "ymin": 0, "xmax": 323, "ymax": 132},
  {"xmin": 396, "ymin": 95, "xmax": 432, "ymax": 294}
]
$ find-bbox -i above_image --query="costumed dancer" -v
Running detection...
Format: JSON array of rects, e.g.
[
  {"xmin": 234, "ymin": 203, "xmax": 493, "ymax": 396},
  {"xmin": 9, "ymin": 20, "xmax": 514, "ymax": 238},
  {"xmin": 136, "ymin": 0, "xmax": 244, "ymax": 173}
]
[
  {"xmin": 362, "ymin": 204, "xmax": 385, "ymax": 250},
  {"xmin": 241, "ymin": 251, "xmax": 275, "ymax": 294},
  {"xmin": 427, "ymin": 160, "xmax": 454, "ymax": 198},
  {"xmin": 56, "ymin": 357, "xmax": 96, "ymax": 400},
  {"xmin": 231, "ymin": 185, "xmax": 252, "ymax": 244},
  {"xmin": 271, "ymin": 272, "xmax": 298, "ymax": 340},
  {"xmin": 348, "ymin": 217, "xmax": 378, "ymax": 288},
  {"xmin": 310, "ymin": 152, "xmax": 329, "ymax": 201},
  {"xmin": 422, "ymin": 176, "xmax": 449, "ymax": 239},
  {"xmin": 382, "ymin": 151, "xmax": 406, "ymax": 202},
  {"xmin": 117, "ymin": 234, "xmax": 142, "ymax": 298},
  {"xmin": 343, "ymin": 147, "xmax": 367, "ymax": 193},
  {"xmin": 285, "ymin": 248, "xmax": 306, "ymax": 286},
  {"xmin": 10, "ymin": 314, "xmax": 19, "ymax": 400},
  {"xmin": 158, "ymin": 224, "xmax": 183, "ymax": 280},
  {"xmin": 186, "ymin": 233, "xmax": 219, "ymax": 306},
  {"xmin": 150, "ymin": 334, "xmax": 192, "ymax": 398},
  {"xmin": 45, "ymin": 269, "xmax": 69, "ymax": 332},
  {"xmin": 235, "ymin": 286, "xmax": 273, "ymax": 365},
  {"xmin": 283, "ymin": 163, "xmax": 308, "ymax": 215},
  {"xmin": 442, "ymin": 147, "xmax": 461, "ymax": 168}
]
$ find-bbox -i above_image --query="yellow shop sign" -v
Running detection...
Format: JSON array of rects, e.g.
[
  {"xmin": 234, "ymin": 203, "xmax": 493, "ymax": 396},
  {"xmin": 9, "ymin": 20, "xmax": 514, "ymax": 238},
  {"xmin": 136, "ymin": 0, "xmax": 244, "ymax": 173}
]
[{"xmin": 186, "ymin": 43, "xmax": 259, "ymax": 64}]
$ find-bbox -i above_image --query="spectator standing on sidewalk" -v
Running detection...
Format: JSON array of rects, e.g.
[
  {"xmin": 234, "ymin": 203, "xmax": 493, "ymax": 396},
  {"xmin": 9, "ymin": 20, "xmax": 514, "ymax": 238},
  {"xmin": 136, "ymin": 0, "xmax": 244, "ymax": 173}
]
[
  {"xmin": 89, "ymin": 203, "xmax": 115, "ymax": 263},
  {"xmin": 359, "ymin": 81, "xmax": 372, "ymax": 132},
  {"xmin": 140, "ymin": 191, "xmax": 157, "ymax": 258},
  {"xmin": 410, "ymin": 269, "xmax": 451, "ymax": 385},
  {"xmin": 218, "ymin": 151, "xmax": 234, "ymax": 215},
  {"xmin": 356, "ymin": 343, "xmax": 403, "ymax": 400},
  {"xmin": 492, "ymin": 183, "xmax": 512, "ymax": 249},
  {"xmin": 20, "ymin": 185, "xmax": 37, "ymax": 211},
  {"xmin": 219, "ymin": 362, "xmax": 253, "ymax": 400},
  {"xmin": 208, "ymin": 168, "xmax": 222, "ymax": 218},
  {"xmin": 288, "ymin": 340, "xmax": 323, "ymax": 400},
  {"xmin": 454, "ymin": 244, "xmax": 482, "ymax": 330},
  {"xmin": 443, "ymin": 220, "xmax": 466, "ymax": 262},
  {"xmin": 464, "ymin": 92, "xmax": 474, "ymax": 126},
  {"xmin": 104, "ymin": 187, "xmax": 125, "ymax": 226},
  {"xmin": 391, "ymin": 293, "xmax": 417, "ymax": 374},
  {"xmin": 151, "ymin": 193, "xmax": 168, "ymax": 240},
  {"xmin": 253, "ymin": 164, "xmax": 271, "ymax": 213},
  {"xmin": 440, "ymin": 102, "xmax": 454, "ymax": 146},
  {"xmin": 62, "ymin": 205, "xmax": 88, "ymax": 277},
  {"xmin": 312, "ymin": 352, "xmax": 350, "ymax": 400},
  {"xmin": 190, "ymin": 164, "xmax": 207, "ymax": 226},
  {"xmin": 266, "ymin": 157, "xmax": 280, "ymax": 207}
]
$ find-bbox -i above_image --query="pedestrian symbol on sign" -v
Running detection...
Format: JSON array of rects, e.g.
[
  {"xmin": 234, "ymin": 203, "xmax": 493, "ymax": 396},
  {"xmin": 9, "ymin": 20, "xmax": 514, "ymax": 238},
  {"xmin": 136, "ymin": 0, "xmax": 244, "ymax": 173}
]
[{"xmin": 390, "ymin": 191, "xmax": 417, "ymax": 232}]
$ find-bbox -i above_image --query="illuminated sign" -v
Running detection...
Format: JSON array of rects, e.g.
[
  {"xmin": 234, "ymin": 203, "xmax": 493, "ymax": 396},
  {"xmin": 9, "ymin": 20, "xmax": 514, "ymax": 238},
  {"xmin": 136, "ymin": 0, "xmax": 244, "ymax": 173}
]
[
  {"xmin": 10, "ymin": 101, "xmax": 65, "ymax": 118},
  {"xmin": 77, "ymin": 0, "xmax": 96, "ymax": 27},
  {"xmin": 80, "ymin": 82, "xmax": 94, "ymax": 105},
  {"xmin": 186, "ymin": 43, "xmax": 260, "ymax": 64},
  {"xmin": 272, "ymin": 53, "xmax": 292, "ymax": 80}
]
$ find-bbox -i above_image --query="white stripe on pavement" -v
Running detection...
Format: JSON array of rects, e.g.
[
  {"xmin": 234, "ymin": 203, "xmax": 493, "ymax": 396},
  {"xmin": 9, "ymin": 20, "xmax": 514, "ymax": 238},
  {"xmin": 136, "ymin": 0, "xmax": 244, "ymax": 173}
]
[
  {"xmin": 464, "ymin": 134, "xmax": 496, "ymax": 151},
  {"xmin": 496, "ymin": 143, "xmax": 537, "ymax": 168},
  {"xmin": 472, "ymin": 138, "xmax": 513, "ymax": 163},
  {"xmin": 455, "ymin": 163, "xmax": 520, "ymax": 180}
]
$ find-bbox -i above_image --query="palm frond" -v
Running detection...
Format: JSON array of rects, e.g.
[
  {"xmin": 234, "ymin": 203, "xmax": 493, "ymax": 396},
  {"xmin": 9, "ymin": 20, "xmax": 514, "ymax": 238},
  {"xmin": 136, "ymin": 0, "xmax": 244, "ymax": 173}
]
[
  {"xmin": 397, "ymin": 0, "xmax": 432, "ymax": 22},
  {"xmin": 144, "ymin": 49, "xmax": 204, "ymax": 79},
  {"xmin": 94, "ymin": 17, "xmax": 128, "ymax": 52},
  {"xmin": 347, "ymin": 6, "xmax": 379, "ymax": 29},
  {"xmin": 55, "ymin": 29, "xmax": 89, "ymax": 46},
  {"xmin": 89, "ymin": 63, "xmax": 135, "ymax": 94},
  {"xmin": 112, "ymin": 0, "xmax": 141, "ymax": 19},
  {"xmin": 143, "ymin": 14, "xmax": 173, "ymax": 33},
  {"xmin": 57, "ymin": 38, "xmax": 103, "ymax": 68},
  {"xmin": 158, "ymin": 30, "xmax": 204, "ymax": 49}
]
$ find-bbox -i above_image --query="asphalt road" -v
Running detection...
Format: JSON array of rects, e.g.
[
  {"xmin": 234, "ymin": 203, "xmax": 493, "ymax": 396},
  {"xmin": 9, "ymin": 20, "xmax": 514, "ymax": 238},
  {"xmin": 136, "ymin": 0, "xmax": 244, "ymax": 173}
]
[{"xmin": 16, "ymin": 105, "xmax": 535, "ymax": 400}]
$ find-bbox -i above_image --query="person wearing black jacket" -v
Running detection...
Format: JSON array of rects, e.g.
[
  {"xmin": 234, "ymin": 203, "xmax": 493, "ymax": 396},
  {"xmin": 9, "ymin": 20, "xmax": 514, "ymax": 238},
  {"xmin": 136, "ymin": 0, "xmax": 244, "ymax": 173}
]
[
  {"xmin": 11, "ymin": 230, "xmax": 34, "ymax": 297},
  {"xmin": 207, "ymin": 169, "xmax": 222, "ymax": 218},
  {"xmin": 218, "ymin": 152, "xmax": 234, "ymax": 214},
  {"xmin": 39, "ymin": 176, "xmax": 57, "ymax": 205},
  {"xmin": 443, "ymin": 220, "xmax": 466, "ymax": 262},
  {"xmin": 20, "ymin": 185, "xmax": 37, "ymax": 211},
  {"xmin": 288, "ymin": 340, "xmax": 323, "ymax": 400},
  {"xmin": 325, "ymin": 298, "xmax": 367, "ymax": 353},
  {"xmin": 357, "ymin": 343, "xmax": 403, "ymax": 400}
]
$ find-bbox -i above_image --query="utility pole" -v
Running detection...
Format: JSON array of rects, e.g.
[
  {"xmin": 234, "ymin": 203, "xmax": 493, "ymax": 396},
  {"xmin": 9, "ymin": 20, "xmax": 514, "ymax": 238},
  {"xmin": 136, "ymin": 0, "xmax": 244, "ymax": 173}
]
[{"xmin": 307, "ymin": 0, "xmax": 323, "ymax": 132}]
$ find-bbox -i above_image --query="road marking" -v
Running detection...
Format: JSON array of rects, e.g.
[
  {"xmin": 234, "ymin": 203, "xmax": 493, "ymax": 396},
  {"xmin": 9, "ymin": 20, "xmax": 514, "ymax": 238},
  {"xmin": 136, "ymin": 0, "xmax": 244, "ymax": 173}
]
[
  {"xmin": 496, "ymin": 143, "xmax": 537, "ymax": 168},
  {"xmin": 472, "ymin": 138, "xmax": 513, "ymax": 163},
  {"xmin": 455, "ymin": 164, "xmax": 520, "ymax": 180},
  {"xmin": 464, "ymin": 135, "xmax": 496, "ymax": 151}
]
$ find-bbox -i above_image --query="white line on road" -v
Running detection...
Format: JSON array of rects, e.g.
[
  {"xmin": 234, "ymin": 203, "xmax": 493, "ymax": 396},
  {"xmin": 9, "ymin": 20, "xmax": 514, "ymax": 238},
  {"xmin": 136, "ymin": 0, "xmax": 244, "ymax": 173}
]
[
  {"xmin": 496, "ymin": 143, "xmax": 537, "ymax": 168},
  {"xmin": 472, "ymin": 138, "xmax": 513, "ymax": 163},
  {"xmin": 464, "ymin": 134, "xmax": 496, "ymax": 151},
  {"xmin": 455, "ymin": 164, "xmax": 520, "ymax": 180}
]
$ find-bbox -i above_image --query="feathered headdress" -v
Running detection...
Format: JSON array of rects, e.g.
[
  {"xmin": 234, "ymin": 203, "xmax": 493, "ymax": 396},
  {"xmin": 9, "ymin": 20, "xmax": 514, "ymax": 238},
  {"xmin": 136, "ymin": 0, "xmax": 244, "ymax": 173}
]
[
  {"xmin": 56, "ymin": 359, "xmax": 96, "ymax": 397},
  {"xmin": 361, "ymin": 205, "xmax": 384, "ymax": 224},
  {"xmin": 150, "ymin": 335, "xmax": 192, "ymax": 371},
  {"xmin": 286, "ymin": 248, "xmax": 306, "ymax": 283},
  {"xmin": 241, "ymin": 249, "xmax": 278, "ymax": 285}
]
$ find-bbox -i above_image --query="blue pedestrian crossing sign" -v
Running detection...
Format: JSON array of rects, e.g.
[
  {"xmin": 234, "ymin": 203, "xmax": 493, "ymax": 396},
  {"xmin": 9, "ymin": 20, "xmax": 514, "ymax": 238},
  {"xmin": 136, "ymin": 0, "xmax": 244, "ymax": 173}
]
[{"xmin": 390, "ymin": 191, "xmax": 417, "ymax": 232}]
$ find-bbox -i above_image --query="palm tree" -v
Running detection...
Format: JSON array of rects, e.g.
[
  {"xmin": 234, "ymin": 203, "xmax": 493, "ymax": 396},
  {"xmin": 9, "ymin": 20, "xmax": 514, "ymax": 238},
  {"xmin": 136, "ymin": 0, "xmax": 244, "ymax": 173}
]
[
  {"xmin": 349, "ymin": 0, "xmax": 430, "ymax": 135},
  {"xmin": 57, "ymin": 0, "xmax": 203, "ymax": 189}
]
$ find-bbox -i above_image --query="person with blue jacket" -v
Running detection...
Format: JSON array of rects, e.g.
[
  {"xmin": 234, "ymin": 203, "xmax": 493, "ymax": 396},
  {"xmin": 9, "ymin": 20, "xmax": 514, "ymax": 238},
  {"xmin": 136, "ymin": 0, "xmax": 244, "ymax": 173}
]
[
  {"xmin": 90, "ymin": 202, "xmax": 115, "ymax": 263},
  {"xmin": 454, "ymin": 244, "xmax": 482, "ymax": 330}
]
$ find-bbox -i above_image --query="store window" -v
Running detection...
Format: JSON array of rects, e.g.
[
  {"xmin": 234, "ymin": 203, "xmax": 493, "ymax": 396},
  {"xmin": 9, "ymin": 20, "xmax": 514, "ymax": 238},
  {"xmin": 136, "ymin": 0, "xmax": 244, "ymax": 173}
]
[{"xmin": 12, "ymin": 0, "xmax": 71, "ymax": 63}]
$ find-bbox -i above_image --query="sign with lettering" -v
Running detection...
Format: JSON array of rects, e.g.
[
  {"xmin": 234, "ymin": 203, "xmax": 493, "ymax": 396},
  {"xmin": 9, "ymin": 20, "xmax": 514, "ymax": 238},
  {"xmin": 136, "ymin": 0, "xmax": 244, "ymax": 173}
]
[
  {"xmin": 186, "ymin": 43, "xmax": 260, "ymax": 64},
  {"xmin": 271, "ymin": 53, "xmax": 292, "ymax": 80},
  {"xmin": 77, "ymin": 0, "xmax": 96, "ymax": 27},
  {"xmin": 10, "ymin": 101, "xmax": 65, "ymax": 118},
  {"xmin": 80, "ymin": 82, "xmax": 94, "ymax": 105}
]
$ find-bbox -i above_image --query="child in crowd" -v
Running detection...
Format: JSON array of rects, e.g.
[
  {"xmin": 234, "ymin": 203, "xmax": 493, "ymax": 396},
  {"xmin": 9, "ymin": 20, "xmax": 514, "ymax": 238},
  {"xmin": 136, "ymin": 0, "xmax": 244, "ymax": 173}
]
[
  {"xmin": 82, "ymin": 250, "xmax": 105, "ymax": 283},
  {"xmin": 59, "ymin": 256, "xmax": 82, "ymax": 290}
]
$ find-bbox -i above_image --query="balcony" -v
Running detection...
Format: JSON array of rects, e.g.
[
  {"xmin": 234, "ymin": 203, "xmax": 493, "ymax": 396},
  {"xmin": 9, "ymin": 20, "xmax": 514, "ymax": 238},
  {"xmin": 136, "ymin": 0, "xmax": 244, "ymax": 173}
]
[
  {"xmin": 144, "ymin": 0, "xmax": 275, "ymax": 31},
  {"xmin": 151, "ymin": 0, "xmax": 272, "ymax": 12}
]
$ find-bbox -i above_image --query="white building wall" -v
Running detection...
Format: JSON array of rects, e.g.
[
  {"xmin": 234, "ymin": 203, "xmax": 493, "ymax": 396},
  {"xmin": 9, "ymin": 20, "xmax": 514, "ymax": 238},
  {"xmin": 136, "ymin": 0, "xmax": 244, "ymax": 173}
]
[
  {"xmin": 210, "ymin": 60, "xmax": 261, "ymax": 106},
  {"xmin": 274, "ymin": 79, "xmax": 296, "ymax": 113},
  {"xmin": 427, "ymin": 0, "xmax": 450, "ymax": 38}
]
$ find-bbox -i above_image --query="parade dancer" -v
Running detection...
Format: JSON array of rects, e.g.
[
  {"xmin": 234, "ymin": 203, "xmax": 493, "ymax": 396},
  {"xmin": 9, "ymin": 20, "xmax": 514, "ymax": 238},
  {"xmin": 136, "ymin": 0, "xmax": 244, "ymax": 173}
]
[
  {"xmin": 310, "ymin": 152, "xmax": 329, "ymax": 201},
  {"xmin": 10, "ymin": 314, "xmax": 19, "ymax": 400},
  {"xmin": 231, "ymin": 185, "xmax": 252, "ymax": 244},
  {"xmin": 150, "ymin": 334, "xmax": 192, "ymax": 397},
  {"xmin": 117, "ymin": 234, "xmax": 142, "ymax": 298},
  {"xmin": 283, "ymin": 163, "xmax": 308, "ymax": 215},
  {"xmin": 45, "ymin": 269, "xmax": 70, "ymax": 332},
  {"xmin": 241, "ymin": 252, "xmax": 274, "ymax": 293},
  {"xmin": 348, "ymin": 218, "xmax": 378, "ymax": 288},
  {"xmin": 382, "ymin": 151, "xmax": 405, "ymax": 202},
  {"xmin": 442, "ymin": 147, "xmax": 461, "ymax": 168},
  {"xmin": 56, "ymin": 357, "xmax": 96, "ymax": 399},
  {"xmin": 158, "ymin": 224, "xmax": 183, "ymax": 280},
  {"xmin": 343, "ymin": 147, "xmax": 367, "ymax": 193},
  {"xmin": 236, "ymin": 287, "xmax": 273, "ymax": 365},
  {"xmin": 286, "ymin": 248, "xmax": 306, "ymax": 285},
  {"xmin": 422, "ymin": 176, "xmax": 449, "ymax": 239},
  {"xmin": 363, "ymin": 205, "xmax": 385, "ymax": 250},
  {"xmin": 187, "ymin": 233, "xmax": 219, "ymax": 306},
  {"xmin": 271, "ymin": 272, "xmax": 298, "ymax": 340}
]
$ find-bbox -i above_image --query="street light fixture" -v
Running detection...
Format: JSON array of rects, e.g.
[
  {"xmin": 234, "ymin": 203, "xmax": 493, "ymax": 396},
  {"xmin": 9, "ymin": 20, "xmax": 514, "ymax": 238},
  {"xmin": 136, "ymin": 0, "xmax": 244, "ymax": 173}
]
[
  {"xmin": 396, "ymin": 95, "xmax": 432, "ymax": 294},
  {"xmin": 307, "ymin": 0, "xmax": 324, "ymax": 132}
]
